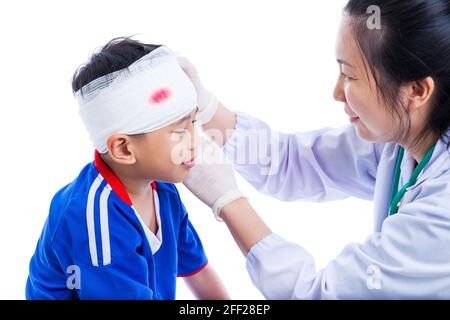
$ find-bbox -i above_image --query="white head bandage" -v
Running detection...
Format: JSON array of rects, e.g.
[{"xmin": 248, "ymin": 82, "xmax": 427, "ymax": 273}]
[{"xmin": 75, "ymin": 46, "xmax": 197, "ymax": 153}]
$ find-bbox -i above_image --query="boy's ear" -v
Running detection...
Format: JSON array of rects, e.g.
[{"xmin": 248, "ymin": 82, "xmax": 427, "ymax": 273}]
[{"xmin": 106, "ymin": 134, "xmax": 137, "ymax": 165}]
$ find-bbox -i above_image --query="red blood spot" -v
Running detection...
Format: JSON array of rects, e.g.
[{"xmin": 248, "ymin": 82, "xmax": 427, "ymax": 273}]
[{"xmin": 149, "ymin": 88, "xmax": 171, "ymax": 104}]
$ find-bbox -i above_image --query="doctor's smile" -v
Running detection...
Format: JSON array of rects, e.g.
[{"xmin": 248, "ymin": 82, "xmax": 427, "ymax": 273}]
[{"xmin": 344, "ymin": 105, "xmax": 360, "ymax": 124}]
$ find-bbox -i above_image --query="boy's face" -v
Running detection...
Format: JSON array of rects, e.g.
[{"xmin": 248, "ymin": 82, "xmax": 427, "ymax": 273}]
[{"xmin": 131, "ymin": 108, "xmax": 199, "ymax": 183}]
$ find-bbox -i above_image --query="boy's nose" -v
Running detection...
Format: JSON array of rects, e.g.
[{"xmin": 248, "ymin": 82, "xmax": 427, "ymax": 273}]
[{"xmin": 189, "ymin": 128, "xmax": 199, "ymax": 151}]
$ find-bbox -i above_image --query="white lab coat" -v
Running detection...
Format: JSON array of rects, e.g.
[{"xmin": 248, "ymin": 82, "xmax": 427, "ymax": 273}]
[{"xmin": 223, "ymin": 112, "xmax": 450, "ymax": 299}]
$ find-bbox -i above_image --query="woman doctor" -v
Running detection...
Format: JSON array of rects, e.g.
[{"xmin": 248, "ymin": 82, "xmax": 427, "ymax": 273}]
[{"xmin": 181, "ymin": 0, "xmax": 450, "ymax": 299}]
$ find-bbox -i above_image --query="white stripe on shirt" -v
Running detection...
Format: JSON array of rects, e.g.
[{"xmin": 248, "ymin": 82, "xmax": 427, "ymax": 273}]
[
  {"xmin": 86, "ymin": 174, "xmax": 104, "ymax": 267},
  {"xmin": 99, "ymin": 185, "xmax": 112, "ymax": 266}
]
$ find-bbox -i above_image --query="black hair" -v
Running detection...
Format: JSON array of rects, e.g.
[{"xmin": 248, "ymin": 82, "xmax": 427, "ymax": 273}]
[
  {"xmin": 72, "ymin": 37, "xmax": 161, "ymax": 93},
  {"xmin": 344, "ymin": 0, "xmax": 450, "ymax": 149}
]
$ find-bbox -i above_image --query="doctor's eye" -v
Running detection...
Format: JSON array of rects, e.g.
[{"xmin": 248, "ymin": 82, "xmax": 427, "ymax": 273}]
[{"xmin": 341, "ymin": 72, "xmax": 356, "ymax": 81}]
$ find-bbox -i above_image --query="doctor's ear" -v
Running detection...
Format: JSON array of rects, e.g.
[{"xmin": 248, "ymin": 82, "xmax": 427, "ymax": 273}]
[
  {"xmin": 405, "ymin": 76, "xmax": 435, "ymax": 110},
  {"xmin": 106, "ymin": 134, "xmax": 137, "ymax": 165}
]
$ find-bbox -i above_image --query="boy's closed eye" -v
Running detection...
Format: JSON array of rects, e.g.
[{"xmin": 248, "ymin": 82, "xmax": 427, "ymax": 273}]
[
  {"xmin": 173, "ymin": 119, "xmax": 197, "ymax": 135},
  {"xmin": 171, "ymin": 108, "xmax": 199, "ymax": 134}
]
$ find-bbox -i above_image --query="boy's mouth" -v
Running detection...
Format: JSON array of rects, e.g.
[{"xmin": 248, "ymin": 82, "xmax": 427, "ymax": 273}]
[{"xmin": 181, "ymin": 156, "xmax": 195, "ymax": 168}]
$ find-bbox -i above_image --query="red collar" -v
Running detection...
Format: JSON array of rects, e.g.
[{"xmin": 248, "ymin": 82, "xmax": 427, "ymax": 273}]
[{"xmin": 94, "ymin": 150, "xmax": 157, "ymax": 206}]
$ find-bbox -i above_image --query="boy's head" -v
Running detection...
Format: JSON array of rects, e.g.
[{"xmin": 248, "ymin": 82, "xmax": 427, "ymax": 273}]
[{"xmin": 72, "ymin": 37, "xmax": 198, "ymax": 183}]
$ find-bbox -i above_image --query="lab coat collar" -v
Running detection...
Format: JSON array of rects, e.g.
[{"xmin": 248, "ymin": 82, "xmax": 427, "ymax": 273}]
[{"xmin": 411, "ymin": 128, "xmax": 450, "ymax": 187}]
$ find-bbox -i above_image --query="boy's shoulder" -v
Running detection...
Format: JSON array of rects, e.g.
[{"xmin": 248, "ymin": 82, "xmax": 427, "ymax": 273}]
[
  {"xmin": 49, "ymin": 166, "xmax": 183, "ymax": 226},
  {"xmin": 46, "ymin": 161, "xmax": 144, "ymax": 266},
  {"xmin": 46, "ymin": 161, "xmax": 110, "ymax": 240},
  {"xmin": 51, "ymin": 161, "xmax": 99, "ymax": 206},
  {"xmin": 47, "ymin": 163, "xmax": 185, "ymax": 242}
]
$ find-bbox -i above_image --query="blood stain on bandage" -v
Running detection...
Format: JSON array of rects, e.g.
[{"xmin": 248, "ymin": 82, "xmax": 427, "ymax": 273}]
[{"xmin": 149, "ymin": 88, "xmax": 171, "ymax": 104}]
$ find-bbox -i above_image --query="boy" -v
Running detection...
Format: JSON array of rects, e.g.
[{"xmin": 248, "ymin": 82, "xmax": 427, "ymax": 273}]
[{"xmin": 26, "ymin": 37, "xmax": 229, "ymax": 300}]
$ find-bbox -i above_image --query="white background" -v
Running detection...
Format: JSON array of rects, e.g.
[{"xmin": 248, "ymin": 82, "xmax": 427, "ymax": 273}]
[{"xmin": 0, "ymin": 0, "xmax": 374, "ymax": 300}]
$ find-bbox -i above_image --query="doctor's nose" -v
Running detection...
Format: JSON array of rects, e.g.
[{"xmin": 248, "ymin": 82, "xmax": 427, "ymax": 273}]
[{"xmin": 333, "ymin": 77, "xmax": 346, "ymax": 103}]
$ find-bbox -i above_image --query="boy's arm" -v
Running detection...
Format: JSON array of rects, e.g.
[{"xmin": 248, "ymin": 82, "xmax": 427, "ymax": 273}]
[
  {"xmin": 174, "ymin": 183, "xmax": 228, "ymax": 299},
  {"xmin": 183, "ymin": 264, "xmax": 230, "ymax": 300}
]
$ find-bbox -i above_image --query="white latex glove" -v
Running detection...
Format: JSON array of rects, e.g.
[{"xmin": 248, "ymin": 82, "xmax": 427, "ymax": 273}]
[
  {"xmin": 177, "ymin": 56, "xmax": 219, "ymax": 125},
  {"xmin": 183, "ymin": 139, "xmax": 246, "ymax": 220}
]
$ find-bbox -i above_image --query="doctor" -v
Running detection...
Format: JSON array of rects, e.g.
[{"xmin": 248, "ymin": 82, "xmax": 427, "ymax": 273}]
[{"xmin": 181, "ymin": 0, "xmax": 450, "ymax": 299}]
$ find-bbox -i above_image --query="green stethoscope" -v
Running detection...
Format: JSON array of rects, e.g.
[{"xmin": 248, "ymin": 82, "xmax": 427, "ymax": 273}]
[{"xmin": 389, "ymin": 143, "xmax": 436, "ymax": 216}]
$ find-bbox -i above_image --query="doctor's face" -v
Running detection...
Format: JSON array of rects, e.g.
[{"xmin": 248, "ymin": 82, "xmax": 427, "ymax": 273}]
[{"xmin": 333, "ymin": 16, "xmax": 402, "ymax": 142}]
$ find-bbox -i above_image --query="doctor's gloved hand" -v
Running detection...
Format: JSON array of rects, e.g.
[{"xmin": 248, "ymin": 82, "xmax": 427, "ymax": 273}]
[
  {"xmin": 177, "ymin": 56, "xmax": 219, "ymax": 125},
  {"xmin": 183, "ymin": 140, "xmax": 246, "ymax": 221}
]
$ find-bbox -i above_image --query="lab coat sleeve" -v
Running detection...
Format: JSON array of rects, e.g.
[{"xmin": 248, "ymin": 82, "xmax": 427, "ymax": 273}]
[
  {"xmin": 224, "ymin": 112, "xmax": 384, "ymax": 201},
  {"xmin": 246, "ymin": 174, "xmax": 450, "ymax": 299}
]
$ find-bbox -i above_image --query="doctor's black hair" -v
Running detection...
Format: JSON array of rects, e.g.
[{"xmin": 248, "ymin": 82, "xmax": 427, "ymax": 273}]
[
  {"xmin": 345, "ymin": 0, "xmax": 450, "ymax": 149},
  {"xmin": 71, "ymin": 37, "xmax": 161, "ymax": 94}
]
